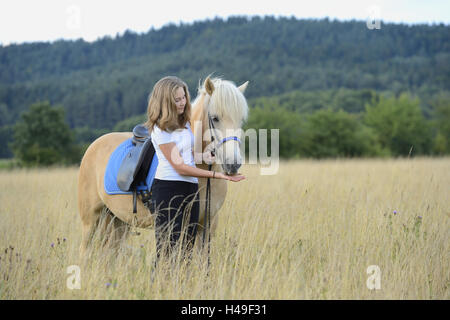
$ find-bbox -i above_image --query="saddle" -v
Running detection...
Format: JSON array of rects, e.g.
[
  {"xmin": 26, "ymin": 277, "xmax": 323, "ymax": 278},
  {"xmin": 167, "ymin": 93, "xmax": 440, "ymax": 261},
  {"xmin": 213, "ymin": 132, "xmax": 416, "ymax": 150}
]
[{"xmin": 117, "ymin": 124, "xmax": 156, "ymax": 213}]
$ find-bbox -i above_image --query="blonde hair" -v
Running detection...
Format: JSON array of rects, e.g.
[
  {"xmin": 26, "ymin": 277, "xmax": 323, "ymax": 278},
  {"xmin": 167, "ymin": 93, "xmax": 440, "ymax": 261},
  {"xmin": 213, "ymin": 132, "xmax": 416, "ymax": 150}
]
[{"xmin": 145, "ymin": 76, "xmax": 191, "ymax": 132}]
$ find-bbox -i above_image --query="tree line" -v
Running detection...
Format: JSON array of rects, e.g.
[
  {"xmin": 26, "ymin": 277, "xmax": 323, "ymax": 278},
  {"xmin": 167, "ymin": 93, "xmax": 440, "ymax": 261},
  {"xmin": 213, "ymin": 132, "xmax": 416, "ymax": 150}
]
[{"xmin": 6, "ymin": 90, "xmax": 449, "ymax": 167}]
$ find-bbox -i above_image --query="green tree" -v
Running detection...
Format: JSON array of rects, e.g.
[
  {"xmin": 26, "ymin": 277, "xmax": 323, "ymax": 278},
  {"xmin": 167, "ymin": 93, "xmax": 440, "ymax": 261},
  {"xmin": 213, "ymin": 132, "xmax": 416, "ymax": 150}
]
[
  {"xmin": 73, "ymin": 126, "xmax": 109, "ymax": 144},
  {"xmin": 364, "ymin": 94, "xmax": 432, "ymax": 156},
  {"xmin": 430, "ymin": 94, "xmax": 450, "ymax": 154},
  {"xmin": 113, "ymin": 114, "xmax": 147, "ymax": 132},
  {"xmin": 299, "ymin": 109, "xmax": 384, "ymax": 158},
  {"xmin": 11, "ymin": 101, "xmax": 80, "ymax": 166},
  {"xmin": 244, "ymin": 106, "xmax": 304, "ymax": 158}
]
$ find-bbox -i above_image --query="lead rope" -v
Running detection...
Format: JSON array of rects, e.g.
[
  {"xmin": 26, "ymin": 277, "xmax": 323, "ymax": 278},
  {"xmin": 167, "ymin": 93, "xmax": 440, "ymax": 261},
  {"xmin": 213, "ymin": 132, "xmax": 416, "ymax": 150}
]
[
  {"xmin": 202, "ymin": 114, "xmax": 216, "ymax": 267},
  {"xmin": 202, "ymin": 111, "xmax": 239, "ymax": 267},
  {"xmin": 202, "ymin": 165, "xmax": 213, "ymax": 267}
]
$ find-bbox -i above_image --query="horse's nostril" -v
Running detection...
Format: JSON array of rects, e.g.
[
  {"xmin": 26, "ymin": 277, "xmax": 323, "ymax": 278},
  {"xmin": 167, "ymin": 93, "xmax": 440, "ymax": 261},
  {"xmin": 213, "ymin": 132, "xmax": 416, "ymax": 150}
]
[{"xmin": 225, "ymin": 163, "xmax": 241, "ymax": 174}]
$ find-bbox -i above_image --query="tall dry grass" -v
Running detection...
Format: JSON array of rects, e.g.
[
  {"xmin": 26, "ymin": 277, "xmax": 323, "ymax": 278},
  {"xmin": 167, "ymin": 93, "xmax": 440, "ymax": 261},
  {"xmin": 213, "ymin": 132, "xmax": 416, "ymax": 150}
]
[{"xmin": 0, "ymin": 158, "xmax": 448, "ymax": 299}]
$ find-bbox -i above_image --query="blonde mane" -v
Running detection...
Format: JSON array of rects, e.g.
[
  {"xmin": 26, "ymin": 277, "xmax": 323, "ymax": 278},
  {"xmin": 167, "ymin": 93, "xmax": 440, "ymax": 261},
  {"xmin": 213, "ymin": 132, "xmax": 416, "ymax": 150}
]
[{"xmin": 192, "ymin": 77, "xmax": 248, "ymax": 126}]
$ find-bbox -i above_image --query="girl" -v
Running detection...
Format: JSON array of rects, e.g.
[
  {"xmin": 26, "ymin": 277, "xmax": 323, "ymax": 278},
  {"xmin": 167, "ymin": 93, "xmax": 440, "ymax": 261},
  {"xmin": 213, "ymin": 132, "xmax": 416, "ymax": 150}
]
[{"xmin": 146, "ymin": 76, "xmax": 245, "ymax": 262}]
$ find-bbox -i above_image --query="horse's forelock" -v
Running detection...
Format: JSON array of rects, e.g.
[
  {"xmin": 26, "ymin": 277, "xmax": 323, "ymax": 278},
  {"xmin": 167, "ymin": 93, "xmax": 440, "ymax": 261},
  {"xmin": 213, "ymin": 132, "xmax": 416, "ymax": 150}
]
[{"xmin": 200, "ymin": 78, "xmax": 248, "ymax": 126}]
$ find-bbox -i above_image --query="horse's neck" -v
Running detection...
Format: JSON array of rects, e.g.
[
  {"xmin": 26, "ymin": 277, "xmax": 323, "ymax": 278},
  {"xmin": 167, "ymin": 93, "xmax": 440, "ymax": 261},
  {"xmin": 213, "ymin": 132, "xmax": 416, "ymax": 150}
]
[
  {"xmin": 191, "ymin": 94, "xmax": 205, "ymax": 125},
  {"xmin": 191, "ymin": 94, "xmax": 210, "ymax": 154}
]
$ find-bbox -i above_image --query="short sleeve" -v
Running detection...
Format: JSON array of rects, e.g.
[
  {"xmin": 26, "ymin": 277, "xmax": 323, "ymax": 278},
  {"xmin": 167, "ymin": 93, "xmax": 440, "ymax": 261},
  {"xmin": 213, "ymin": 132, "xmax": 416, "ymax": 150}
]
[{"xmin": 152, "ymin": 126, "xmax": 174, "ymax": 145}]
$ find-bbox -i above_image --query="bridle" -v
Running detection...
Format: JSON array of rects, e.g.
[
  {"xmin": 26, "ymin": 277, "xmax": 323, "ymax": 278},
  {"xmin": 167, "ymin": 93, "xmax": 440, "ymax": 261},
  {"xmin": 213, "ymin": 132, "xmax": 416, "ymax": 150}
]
[{"xmin": 207, "ymin": 112, "xmax": 242, "ymax": 156}]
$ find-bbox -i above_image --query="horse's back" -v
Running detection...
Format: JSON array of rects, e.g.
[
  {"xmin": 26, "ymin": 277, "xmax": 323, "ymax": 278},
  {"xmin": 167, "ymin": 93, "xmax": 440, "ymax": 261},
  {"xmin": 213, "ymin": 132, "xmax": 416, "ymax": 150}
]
[{"xmin": 82, "ymin": 132, "xmax": 133, "ymax": 162}]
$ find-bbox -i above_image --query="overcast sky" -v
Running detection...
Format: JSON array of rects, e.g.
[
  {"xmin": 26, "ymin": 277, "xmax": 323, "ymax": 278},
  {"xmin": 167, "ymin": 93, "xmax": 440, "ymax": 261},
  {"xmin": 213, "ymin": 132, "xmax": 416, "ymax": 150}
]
[{"xmin": 1, "ymin": 0, "xmax": 449, "ymax": 46}]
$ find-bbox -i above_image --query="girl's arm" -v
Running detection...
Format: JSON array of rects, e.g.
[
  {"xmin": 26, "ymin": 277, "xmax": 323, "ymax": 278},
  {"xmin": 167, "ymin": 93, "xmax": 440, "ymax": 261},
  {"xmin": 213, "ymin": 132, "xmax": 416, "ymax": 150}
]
[{"xmin": 159, "ymin": 142, "xmax": 245, "ymax": 182}]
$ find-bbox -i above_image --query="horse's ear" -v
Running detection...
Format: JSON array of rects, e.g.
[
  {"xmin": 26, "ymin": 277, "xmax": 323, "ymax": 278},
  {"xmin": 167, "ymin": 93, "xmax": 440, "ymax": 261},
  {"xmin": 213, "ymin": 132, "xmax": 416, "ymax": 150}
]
[
  {"xmin": 205, "ymin": 77, "xmax": 215, "ymax": 96},
  {"xmin": 238, "ymin": 81, "xmax": 249, "ymax": 94}
]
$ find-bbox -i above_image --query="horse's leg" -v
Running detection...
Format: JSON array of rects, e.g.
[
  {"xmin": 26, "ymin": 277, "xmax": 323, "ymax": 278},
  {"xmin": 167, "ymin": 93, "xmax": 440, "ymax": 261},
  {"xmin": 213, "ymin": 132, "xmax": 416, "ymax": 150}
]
[
  {"xmin": 97, "ymin": 207, "xmax": 130, "ymax": 252},
  {"xmin": 79, "ymin": 201, "xmax": 103, "ymax": 260},
  {"xmin": 78, "ymin": 144, "xmax": 106, "ymax": 260},
  {"xmin": 80, "ymin": 207, "xmax": 131, "ymax": 260}
]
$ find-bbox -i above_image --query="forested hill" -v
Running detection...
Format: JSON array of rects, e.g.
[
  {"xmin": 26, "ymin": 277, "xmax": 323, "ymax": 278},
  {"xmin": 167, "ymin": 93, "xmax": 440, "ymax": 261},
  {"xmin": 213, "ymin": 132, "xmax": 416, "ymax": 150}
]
[{"xmin": 0, "ymin": 16, "xmax": 449, "ymax": 130}]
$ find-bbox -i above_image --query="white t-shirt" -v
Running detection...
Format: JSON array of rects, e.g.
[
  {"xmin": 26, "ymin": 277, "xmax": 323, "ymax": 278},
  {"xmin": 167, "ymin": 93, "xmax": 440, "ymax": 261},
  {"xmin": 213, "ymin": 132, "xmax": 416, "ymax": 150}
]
[{"xmin": 151, "ymin": 122, "xmax": 198, "ymax": 184}]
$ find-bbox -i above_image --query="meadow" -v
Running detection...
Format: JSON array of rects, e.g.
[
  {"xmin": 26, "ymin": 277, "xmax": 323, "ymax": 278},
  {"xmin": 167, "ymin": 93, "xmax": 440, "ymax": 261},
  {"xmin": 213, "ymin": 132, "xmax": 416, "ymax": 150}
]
[{"xmin": 0, "ymin": 158, "xmax": 448, "ymax": 299}]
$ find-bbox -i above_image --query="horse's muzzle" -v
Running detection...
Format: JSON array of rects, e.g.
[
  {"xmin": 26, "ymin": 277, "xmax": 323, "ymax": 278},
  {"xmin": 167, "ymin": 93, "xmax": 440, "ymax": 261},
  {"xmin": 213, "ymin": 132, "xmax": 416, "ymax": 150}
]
[{"xmin": 223, "ymin": 163, "xmax": 241, "ymax": 175}]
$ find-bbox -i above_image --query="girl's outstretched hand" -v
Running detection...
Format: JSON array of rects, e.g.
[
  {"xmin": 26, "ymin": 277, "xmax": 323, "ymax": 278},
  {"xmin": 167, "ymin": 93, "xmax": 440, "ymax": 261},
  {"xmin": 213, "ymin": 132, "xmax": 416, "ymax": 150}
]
[{"xmin": 216, "ymin": 172, "xmax": 246, "ymax": 182}]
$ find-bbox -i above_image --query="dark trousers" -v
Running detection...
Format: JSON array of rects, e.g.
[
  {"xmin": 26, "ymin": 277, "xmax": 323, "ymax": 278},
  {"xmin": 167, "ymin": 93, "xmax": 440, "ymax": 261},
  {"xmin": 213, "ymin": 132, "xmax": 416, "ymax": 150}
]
[{"xmin": 151, "ymin": 179, "xmax": 199, "ymax": 262}]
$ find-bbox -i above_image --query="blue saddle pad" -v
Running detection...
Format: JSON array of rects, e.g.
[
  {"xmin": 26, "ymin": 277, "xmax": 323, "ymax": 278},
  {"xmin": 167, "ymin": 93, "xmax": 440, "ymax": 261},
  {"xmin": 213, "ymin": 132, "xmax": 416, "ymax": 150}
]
[{"xmin": 104, "ymin": 138, "xmax": 158, "ymax": 195}]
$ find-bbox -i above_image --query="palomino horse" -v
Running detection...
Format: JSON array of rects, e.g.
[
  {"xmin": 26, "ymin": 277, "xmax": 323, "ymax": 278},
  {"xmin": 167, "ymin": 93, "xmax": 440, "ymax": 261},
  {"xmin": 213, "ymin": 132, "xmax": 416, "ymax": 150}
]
[{"xmin": 77, "ymin": 77, "xmax": 249, "ymax": 258}]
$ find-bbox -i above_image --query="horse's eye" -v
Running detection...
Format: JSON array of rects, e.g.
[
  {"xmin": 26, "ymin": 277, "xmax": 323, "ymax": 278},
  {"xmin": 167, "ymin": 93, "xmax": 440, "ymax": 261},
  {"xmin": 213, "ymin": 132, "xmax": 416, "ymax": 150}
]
[{"xmin": 212, "ymin": 116, "xmax": 219, "ymax": 122}]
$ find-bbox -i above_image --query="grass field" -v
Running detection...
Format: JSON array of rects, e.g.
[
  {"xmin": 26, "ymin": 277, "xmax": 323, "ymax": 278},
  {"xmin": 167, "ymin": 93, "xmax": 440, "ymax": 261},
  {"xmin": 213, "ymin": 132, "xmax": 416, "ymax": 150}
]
[{"xmin": 0, "ymin": 158, "xmax": 448, "ymax": 299}]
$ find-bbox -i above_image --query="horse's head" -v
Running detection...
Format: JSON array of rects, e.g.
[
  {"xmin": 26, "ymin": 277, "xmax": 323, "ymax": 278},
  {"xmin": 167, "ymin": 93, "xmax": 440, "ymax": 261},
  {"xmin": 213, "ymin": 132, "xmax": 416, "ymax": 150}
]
[{"xmin": 193, "ymin": 76, "xmax": 249, "ymax": 175}]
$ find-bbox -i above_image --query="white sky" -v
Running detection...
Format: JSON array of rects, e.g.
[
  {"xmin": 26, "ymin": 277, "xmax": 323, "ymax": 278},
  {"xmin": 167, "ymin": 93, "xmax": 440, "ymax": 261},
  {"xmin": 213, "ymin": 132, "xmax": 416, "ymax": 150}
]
[{"xmin": 0, "ymin": 0, "xmax": 449, "ymax": 46}]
